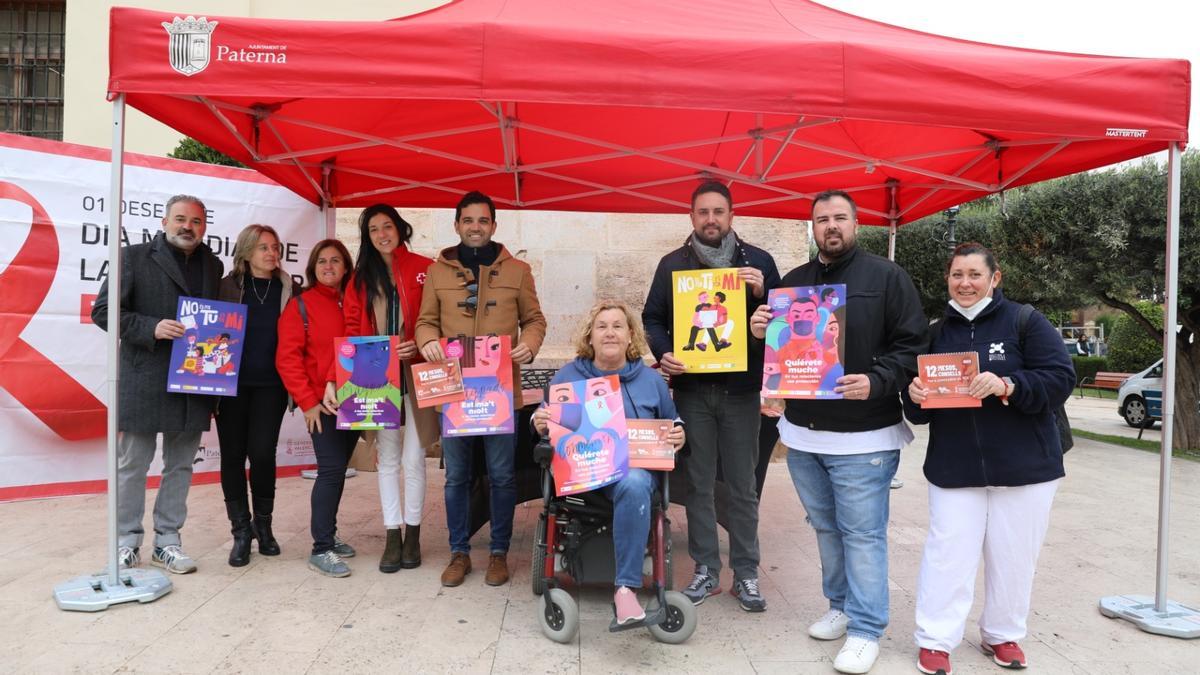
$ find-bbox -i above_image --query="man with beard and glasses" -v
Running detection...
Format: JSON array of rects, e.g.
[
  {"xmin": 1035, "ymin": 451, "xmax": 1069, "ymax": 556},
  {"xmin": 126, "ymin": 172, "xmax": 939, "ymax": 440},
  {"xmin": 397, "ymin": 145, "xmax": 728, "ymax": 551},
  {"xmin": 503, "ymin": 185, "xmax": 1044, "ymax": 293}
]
[
  {"xmin": 92, "ymin": 194, "xmax": 223, "ymax": 575},
  {"xmin": 750, "ymin": 189, "xmax": 927, "ymax": 674},
  {"xmin": 642, "ymin": 181, "xmax": 780, "ymax": 613}
]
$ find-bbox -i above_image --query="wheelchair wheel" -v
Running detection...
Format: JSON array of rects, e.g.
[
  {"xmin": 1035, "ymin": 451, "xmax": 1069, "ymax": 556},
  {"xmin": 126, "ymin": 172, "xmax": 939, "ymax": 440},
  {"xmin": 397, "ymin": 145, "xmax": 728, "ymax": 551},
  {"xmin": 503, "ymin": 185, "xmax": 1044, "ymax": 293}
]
[
  {"xmin": 647, "ymin": 591, "xmax": 697, "ymax": 644},
  {"xmin": 532, "ymin": 513, "xmax": 547, "ymax": 596},
  {"xmin": 538, "ymin": 588, "xmax": 579, "ymax": 643}
]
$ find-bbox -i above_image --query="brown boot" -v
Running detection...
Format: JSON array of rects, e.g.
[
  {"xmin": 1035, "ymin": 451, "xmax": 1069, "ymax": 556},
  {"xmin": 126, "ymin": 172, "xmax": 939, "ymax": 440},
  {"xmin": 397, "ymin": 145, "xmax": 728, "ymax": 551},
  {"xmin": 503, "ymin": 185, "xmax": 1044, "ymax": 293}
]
[
  {"xmin": 400, "ymin": 524, "xmax": 421, "ymax": 569},
  {"xmin": 379, "ymin": 527, "xmax": 403, "ymax": 573},
  {"xmin": 441, "ymin": 552, "xmax": 472, "ymax": 587},
  {"xmin": 484, "ymin": 552, "xmax": 509, "ymax": 586}
]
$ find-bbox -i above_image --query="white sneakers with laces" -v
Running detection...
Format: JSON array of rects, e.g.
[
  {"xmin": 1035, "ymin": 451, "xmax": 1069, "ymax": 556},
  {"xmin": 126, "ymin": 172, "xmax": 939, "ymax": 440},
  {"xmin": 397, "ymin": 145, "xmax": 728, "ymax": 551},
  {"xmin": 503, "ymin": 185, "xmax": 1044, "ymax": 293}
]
[
  {"xmin": 834, "ymin": 635, "xmax": 880, "ymax": 674},
  {"xmin": 808, "ymin": 607, "xmax": 850, "ymax": 639}
]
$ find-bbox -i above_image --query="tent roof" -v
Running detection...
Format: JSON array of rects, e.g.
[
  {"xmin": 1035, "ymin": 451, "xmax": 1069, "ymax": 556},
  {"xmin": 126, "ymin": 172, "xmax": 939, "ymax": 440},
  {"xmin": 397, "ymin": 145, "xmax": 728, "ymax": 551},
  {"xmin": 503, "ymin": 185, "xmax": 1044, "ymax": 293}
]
[{"xmin": 108, "ymin": 0, "xmax": 1190, "ymax": 223}]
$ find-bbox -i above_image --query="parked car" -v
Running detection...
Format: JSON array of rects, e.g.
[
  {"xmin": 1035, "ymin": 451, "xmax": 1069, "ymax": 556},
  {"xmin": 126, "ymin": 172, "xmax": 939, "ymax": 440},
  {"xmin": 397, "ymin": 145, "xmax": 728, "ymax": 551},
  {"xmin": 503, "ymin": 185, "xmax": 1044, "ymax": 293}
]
[{"xmin": 1118, "ymin": 360, "xmax": 1163, "ymax": 428}]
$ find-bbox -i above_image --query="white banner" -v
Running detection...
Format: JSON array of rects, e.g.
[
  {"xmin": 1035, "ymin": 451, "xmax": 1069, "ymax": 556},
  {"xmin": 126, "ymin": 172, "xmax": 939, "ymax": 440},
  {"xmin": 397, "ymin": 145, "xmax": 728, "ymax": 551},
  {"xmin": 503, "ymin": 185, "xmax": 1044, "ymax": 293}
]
[{"xmin": 0, "ymin": 133, "xmax": 325, "ymax": 500}]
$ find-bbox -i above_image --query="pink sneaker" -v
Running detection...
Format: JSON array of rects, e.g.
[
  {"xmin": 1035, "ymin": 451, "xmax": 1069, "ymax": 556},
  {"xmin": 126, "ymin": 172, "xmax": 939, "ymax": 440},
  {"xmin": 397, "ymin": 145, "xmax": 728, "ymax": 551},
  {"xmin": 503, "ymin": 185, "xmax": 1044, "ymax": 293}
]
[
  {"xmin": 982, "ymin": 642, "xmax": 1027, "ymax": 669},
  {"xmin": 614, "ymin": 586, "xmax": 646, "ymax": 625}
]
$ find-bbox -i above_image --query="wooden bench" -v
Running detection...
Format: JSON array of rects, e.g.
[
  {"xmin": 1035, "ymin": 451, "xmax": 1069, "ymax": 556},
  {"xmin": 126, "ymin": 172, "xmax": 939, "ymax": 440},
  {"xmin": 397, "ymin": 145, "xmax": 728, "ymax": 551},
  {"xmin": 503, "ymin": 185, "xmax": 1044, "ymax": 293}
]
[{"xmin": 1078, "ymin": 371, "xmax": 1133, "ymax": 397}]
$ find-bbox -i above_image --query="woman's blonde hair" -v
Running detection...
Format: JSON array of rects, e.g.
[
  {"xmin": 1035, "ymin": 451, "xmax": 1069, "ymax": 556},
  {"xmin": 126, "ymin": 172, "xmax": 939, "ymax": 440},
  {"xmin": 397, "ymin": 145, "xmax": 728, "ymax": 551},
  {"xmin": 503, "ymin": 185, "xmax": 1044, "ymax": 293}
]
[
  {"xmin": 231, "ymin": 224, "xmax": 282, "ymax": 278},
  {"xmin": 574, "ymin": 300, "xmax": 648, "ymax": 362}
]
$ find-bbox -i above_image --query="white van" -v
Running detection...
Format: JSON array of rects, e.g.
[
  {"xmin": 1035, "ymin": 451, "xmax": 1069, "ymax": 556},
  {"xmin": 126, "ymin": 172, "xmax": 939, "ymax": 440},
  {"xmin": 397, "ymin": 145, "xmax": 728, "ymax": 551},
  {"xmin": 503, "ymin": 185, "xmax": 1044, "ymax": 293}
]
[{"xmin": 1117, "ymin": 360, "xmax": 1163, "ymax": 428}]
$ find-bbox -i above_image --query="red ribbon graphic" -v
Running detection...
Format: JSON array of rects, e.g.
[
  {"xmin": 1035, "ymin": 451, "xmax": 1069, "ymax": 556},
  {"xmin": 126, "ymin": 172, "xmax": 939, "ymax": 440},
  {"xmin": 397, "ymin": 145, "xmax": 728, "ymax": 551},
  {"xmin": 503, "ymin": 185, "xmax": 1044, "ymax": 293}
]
[{"xmin": 0, "ymin": 182, "xmax": 106, "ymax": 440}]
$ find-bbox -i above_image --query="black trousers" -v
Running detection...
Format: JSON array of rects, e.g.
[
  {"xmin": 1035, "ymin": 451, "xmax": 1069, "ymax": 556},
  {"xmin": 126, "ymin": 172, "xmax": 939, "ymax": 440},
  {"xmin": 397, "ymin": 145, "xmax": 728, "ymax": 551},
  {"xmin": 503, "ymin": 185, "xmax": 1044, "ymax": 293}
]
[
  {"xmin": 216, "ymin": 384, "xmax": 289, "ymax": 504},
  {"xmin": 309, "ymin": 413, "xmax": 360, "ymax": 554}
]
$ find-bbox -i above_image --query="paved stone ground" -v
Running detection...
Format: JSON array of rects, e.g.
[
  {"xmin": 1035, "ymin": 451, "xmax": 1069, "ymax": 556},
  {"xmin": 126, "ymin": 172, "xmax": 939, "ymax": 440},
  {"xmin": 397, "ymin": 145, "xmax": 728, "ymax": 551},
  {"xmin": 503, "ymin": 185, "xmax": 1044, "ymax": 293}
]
[{"xmin": 1, "ymin": 397, "xmax": 1197, "ymax": 674}]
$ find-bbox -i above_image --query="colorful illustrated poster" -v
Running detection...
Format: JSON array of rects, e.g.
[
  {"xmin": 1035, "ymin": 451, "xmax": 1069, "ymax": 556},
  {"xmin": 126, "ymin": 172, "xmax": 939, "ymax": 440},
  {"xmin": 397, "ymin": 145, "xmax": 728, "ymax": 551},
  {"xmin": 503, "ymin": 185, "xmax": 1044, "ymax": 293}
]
[
  {"xmin": 412, "ymin": 359, "xmax": 465, "ymax": 408},
  {"xmin": 334, "ymin": 336, "xmax": 403, "ymax": 430},
  {"xmin": 762, "ymin": 284, "xmax": 846, "ymax": 399},
  {"xmin": 627, "ymin": 419, "xmax": 675, "ymax": 471},
  {"xmin": 546, "ymin": 375, "xmax": 629, "ymax": 496},
  {"xmin": 918, "ymin": 352, "xmax": 982, "ymax": 409},
  {"xmin": 167, "ymin": 297, "xmax": 247, "ymax": 396},
  {"xmin": 671, "ymin": 268, "xmax": 747, "ymax": 372},
  {"xmin": 440, "ymin": 335, "xmax": 515, "ymax": 437}
]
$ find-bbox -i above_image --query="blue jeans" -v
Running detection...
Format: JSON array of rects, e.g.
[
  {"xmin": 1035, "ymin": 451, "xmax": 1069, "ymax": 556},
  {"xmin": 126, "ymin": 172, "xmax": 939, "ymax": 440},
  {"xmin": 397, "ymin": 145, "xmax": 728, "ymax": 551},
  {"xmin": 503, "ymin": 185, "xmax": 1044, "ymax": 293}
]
[
  {"xmin": 602, "ymin": 468, "xmax": 655, "ymax": 589},
  {"xmin": 442, "ymin": 433, "xmax": 516, "ymax": 554},
  {"xmin": 786, "ymin": 448, "xmax": 899, "ymax": 640}
]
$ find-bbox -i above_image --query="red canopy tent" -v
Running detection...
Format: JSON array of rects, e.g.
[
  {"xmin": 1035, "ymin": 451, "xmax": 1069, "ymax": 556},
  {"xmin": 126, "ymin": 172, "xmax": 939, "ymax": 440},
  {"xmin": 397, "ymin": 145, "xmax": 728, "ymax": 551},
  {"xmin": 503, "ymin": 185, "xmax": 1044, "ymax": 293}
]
[
  {"xmin": 87, "ymin": 0, "xmax": 1195, "ymax": 631},
  {"xmin": 107, "ymin": 0, "xmax": 1188, "ymax": 229}
]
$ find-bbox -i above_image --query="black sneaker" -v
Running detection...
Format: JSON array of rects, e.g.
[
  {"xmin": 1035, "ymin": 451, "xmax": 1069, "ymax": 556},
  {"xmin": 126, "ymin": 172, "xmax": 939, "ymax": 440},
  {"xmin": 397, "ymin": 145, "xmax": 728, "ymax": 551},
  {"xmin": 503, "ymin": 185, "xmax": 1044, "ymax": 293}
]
[
  {"xmin": 732, "ymin": 577, "xmax": 766, "ymax": 612},
  {"xmin": 682, "ymin": 564, "xmax": 720, "ymax": 605}
]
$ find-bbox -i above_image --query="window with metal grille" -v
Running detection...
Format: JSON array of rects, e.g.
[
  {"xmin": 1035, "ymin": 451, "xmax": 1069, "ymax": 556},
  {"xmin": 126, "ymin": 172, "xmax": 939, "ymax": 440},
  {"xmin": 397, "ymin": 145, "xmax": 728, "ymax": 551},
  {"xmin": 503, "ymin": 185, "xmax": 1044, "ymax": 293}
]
[{"xmin": 0, "ymin": 1, "xmax": 64, "ymax": 140}]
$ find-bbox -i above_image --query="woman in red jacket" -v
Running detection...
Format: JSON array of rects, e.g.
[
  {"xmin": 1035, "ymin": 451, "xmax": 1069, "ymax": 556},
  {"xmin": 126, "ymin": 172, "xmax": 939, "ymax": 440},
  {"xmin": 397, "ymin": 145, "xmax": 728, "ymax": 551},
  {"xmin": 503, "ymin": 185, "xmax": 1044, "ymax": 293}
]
[
  {"xmin": 338, "ymin": 204, "xmax": 439, "ymax": 572},
  {"xmin": 276, "ymin": 239, "xmax": 359, "ymax": 578}
]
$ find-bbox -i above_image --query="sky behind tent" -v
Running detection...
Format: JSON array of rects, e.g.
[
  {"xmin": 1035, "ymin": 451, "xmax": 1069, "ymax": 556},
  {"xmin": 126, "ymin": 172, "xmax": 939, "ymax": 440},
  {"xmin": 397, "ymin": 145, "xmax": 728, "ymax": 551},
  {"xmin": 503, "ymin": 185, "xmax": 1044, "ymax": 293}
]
[{"xmin": 822, "ymin": 0, "xmax": 1197, "ymax": 151}]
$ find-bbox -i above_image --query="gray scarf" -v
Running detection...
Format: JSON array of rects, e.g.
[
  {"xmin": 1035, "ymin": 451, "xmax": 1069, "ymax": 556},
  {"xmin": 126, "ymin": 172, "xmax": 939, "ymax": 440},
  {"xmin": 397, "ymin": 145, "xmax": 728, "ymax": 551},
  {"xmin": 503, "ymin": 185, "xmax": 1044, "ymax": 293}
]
[{"xmin": 690, "ymin": 232, "xmax": 737, "ymax": 268}]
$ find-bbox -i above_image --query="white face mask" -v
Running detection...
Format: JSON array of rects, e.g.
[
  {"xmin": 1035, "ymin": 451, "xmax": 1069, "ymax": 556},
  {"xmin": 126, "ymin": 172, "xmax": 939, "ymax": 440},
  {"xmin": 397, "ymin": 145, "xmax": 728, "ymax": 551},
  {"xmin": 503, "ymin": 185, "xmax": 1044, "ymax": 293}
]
[{"xmin": 949, "ymin": 295, "xmax": 993, "ymax": 321}]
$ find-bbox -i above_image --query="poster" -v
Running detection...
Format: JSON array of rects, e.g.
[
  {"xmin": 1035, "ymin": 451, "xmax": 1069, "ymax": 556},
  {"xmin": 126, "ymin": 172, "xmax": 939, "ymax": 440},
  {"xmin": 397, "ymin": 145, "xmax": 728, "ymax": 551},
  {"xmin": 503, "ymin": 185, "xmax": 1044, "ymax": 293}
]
[
  {"xmin": 0, "ymin": 133, "xmax": 323, "ymax": 501},
  {"xmin": 627, "ymin": 419, "xmax": 675, "ymax": 470},
  {"xmin": 762, "ymin": 284, "xmax": 846, "ymax": 399},
  {"xmin": 547, "ymin": 375, "xmax": 629, "ymax": 496},
  {"xmin": 671, "ymin": 267, "xmax": 747, "ymax": 372},
  {"xmin": 411, "ymin": 358, "xmax": 465, "ymax": 408},
  {"xmin": 918, "ymin": 352, "xmax": 982, "ymax": 409},
  {"xmin": 440, "ymin": 335, "xmax": 515, "ymax": 437},
  {"xmin": 166, "ymin": 296, "xmax": 246, "ymax": 396},
  {"xmin": 334, "ymin": 336, "xmax": 403, "ymax": 430}
]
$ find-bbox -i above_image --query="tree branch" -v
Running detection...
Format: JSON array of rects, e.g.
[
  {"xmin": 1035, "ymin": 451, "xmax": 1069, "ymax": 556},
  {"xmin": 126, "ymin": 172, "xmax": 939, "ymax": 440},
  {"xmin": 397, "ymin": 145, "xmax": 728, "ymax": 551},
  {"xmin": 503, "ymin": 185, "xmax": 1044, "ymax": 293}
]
[{"xmin": 1100, "ymin": 293, "xmax": 1163, "ymax": 345}]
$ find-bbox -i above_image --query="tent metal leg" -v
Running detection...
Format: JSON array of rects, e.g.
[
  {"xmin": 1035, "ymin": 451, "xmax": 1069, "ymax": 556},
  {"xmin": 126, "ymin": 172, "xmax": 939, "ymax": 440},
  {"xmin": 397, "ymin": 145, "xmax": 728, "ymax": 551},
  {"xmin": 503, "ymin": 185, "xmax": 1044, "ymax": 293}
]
[
  {"xmin": 1099, "ymin": 141, "xmax": 1199, "ymax": 638},
  {"xmin": 53, "ymin": 93, "xmax": 173, "ymax": 612}
]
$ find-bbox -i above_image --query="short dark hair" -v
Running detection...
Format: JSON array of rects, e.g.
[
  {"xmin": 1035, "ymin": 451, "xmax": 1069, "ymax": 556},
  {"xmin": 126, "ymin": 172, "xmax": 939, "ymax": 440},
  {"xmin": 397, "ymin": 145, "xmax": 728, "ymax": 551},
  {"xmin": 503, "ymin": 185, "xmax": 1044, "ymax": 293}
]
[
  {"xmin": 304, "ymin": 238, "xmax": 353, "ymax": 290},
  {"xmin": 714, "ymin": 291, "xmax": 726, "ymax": 302},
  {"xmin": 691, "ymin": 181, "xmax": 732, "ymax": 209},
  {"xmin": 456, "ymin": 191, "xmax": 496, "ymax": 222},
  {"xmin": 812, "ymin": 189, "xmax": 857, "ymax": 220},
  {"xmin": 946, "ymin": 242, "xmax": 998, "ymax": 276}
]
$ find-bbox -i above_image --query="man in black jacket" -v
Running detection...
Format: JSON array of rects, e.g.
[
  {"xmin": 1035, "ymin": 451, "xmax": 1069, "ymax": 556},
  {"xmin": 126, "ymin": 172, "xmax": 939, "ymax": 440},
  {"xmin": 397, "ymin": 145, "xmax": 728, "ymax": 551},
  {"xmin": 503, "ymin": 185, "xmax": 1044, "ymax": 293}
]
[
  {"xmin": 642, "ymin": 181, "xmax": 781, "ymax": 613},
  {"xmin": 92, "ymin": 194, "xmax": 223, "ymax": 575},
  {"xmin": 750, "ymin": 190, "xmax": 926, "ymax": 674}
]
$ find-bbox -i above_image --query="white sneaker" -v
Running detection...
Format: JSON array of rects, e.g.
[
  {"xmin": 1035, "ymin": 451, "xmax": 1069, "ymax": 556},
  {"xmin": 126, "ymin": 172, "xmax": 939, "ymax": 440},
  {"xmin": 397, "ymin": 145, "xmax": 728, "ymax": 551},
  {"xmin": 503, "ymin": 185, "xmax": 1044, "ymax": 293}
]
[
  {"xmin": 834, "ymin": 636, "xmax": 879, "ymax": 674},
  {"xmin": 808, "ymin": 608, "xmax": 850, "ymax": 640}
]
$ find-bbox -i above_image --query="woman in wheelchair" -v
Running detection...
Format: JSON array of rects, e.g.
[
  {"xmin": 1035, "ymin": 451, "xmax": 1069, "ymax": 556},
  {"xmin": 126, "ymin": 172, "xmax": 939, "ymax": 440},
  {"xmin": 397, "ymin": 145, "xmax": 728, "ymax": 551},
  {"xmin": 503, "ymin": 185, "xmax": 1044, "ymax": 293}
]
[{"xmin": 532, "ymin": 300, "xmax": 685, "ymax": 626}]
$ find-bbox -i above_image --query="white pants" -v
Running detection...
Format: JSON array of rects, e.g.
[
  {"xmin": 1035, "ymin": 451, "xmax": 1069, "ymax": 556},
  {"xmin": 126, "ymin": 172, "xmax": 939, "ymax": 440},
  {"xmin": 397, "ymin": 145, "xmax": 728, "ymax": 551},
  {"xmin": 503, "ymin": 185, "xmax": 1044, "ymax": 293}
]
[
  {"xmin": 376, "ymin": 420, "xmax": 426, "ymax": 527},
  {"xmin": 914, "ymin": 479, "xmax": 1059, "ymax": 652}
]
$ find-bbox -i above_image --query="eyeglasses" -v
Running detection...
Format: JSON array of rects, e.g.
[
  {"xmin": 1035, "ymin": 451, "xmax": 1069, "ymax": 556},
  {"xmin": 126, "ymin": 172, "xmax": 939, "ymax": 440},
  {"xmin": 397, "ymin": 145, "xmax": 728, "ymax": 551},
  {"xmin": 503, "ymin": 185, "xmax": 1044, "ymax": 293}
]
[
  {"xmin": 458, "ymin": 282, "xmax": 479, "ymax": 315},
  {"xmin": 255, "ymin": 243, "xmax": 283, "ymax": 254}
]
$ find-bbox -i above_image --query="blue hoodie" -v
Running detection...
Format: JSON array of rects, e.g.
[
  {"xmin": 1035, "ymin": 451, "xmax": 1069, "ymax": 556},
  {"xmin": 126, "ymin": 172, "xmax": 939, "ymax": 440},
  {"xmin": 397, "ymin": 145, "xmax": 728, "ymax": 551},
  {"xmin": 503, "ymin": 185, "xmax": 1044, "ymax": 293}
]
[{"xmin": 548, "ymin": 357, "xmax": 681, "ymax": 424}]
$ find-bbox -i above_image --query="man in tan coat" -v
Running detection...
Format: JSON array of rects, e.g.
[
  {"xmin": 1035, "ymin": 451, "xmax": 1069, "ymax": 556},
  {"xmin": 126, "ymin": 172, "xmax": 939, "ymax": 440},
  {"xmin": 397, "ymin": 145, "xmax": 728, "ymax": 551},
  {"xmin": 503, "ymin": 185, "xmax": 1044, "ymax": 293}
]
[{"xmin": 417, "ymin": 190, "xmax": 546, "ymax": 587}]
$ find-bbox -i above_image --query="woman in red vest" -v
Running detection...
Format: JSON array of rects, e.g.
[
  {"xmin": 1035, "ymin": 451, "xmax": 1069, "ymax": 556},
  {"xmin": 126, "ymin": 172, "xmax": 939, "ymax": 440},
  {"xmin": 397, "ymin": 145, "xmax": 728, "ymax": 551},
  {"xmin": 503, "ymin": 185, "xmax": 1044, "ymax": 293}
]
[{"xmin": 276, "ymin": 239, "xmax": 359, "ymax": 577}]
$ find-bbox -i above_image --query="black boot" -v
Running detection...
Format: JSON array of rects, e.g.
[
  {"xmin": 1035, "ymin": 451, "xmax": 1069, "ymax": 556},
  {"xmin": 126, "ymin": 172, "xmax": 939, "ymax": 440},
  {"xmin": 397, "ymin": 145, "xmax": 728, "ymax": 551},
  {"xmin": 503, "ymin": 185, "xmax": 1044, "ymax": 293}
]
[
  {"xmin": 379, "ymin": 527, "xmax": 403, "ymax": 573},
  {"xmin": 252, "ymin": 496, "xmax": 281, "ymax": 556},
  {"xmin": 401, "ymin": 524, "xmax": 421, "ymax": 569},
  {"xmin": 225, "ymin": 499, "xmax": 252, "ymax": 567}
]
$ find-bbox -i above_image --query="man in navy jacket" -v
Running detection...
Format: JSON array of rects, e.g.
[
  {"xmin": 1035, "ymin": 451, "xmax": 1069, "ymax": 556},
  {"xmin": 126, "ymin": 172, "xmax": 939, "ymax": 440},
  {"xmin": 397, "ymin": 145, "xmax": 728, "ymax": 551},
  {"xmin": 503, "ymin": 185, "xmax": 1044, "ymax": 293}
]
[
  {"xmin": 642, "ymin": 181, "xmax": 780, "ymax": 613},
  {"xmin": 751, "ymin": 189, "xmax": 927, "ymax": 674}
]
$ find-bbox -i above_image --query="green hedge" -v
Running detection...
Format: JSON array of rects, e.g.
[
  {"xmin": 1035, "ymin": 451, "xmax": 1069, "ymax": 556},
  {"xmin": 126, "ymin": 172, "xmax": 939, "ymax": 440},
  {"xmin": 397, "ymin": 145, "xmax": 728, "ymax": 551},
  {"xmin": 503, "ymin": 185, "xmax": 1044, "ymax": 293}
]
[{"xmin": 1072, "ymin": 356, "xmax": 1110, "ymax": 384}]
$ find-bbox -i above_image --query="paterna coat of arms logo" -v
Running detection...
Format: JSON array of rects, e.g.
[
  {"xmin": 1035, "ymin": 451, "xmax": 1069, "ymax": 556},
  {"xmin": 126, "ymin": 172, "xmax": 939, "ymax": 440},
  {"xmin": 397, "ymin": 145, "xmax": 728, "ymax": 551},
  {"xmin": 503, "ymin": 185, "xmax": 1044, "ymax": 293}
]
[{"xmin": 162, "ymin": 16, "xmax": 218, "ymax": 76}]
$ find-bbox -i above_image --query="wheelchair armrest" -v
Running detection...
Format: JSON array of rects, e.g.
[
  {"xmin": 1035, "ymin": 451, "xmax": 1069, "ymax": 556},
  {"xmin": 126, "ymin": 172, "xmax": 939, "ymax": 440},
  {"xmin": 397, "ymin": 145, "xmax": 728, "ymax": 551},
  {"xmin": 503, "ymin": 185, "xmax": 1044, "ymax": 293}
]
[{"xmin": 532, "ymin": 437, "xmax": 554, "ymax": 467}]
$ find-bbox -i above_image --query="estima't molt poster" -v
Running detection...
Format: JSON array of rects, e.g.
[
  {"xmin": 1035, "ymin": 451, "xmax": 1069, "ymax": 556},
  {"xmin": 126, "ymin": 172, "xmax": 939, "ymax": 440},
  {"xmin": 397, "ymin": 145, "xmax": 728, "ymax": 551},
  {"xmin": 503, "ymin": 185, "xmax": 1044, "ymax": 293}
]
[{"xmin": 762, "ymin": 284, "xmax": 846, "ymax": 399}]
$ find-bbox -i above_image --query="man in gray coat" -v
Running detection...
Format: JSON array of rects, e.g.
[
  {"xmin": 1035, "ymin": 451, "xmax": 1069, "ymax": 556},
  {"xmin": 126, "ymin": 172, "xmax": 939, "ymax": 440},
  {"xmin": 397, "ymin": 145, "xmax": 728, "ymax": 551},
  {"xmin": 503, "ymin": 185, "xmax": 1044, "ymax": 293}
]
[{"xmin": 92, "ymin": 194, "xmax": 223, "ymax": 574}]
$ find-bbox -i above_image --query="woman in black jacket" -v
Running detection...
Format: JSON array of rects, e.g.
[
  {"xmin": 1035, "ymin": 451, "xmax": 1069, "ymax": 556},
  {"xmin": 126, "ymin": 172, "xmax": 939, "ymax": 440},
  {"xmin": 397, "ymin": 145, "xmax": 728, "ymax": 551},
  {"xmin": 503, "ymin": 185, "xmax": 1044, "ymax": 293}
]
[
  {"xmin": 904, "ymin": 243, "xmax": 1074, "ymax": 675},
  {"xmin": 216, "ymin": 224, "xmax": 301, "ymax": 567}
]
